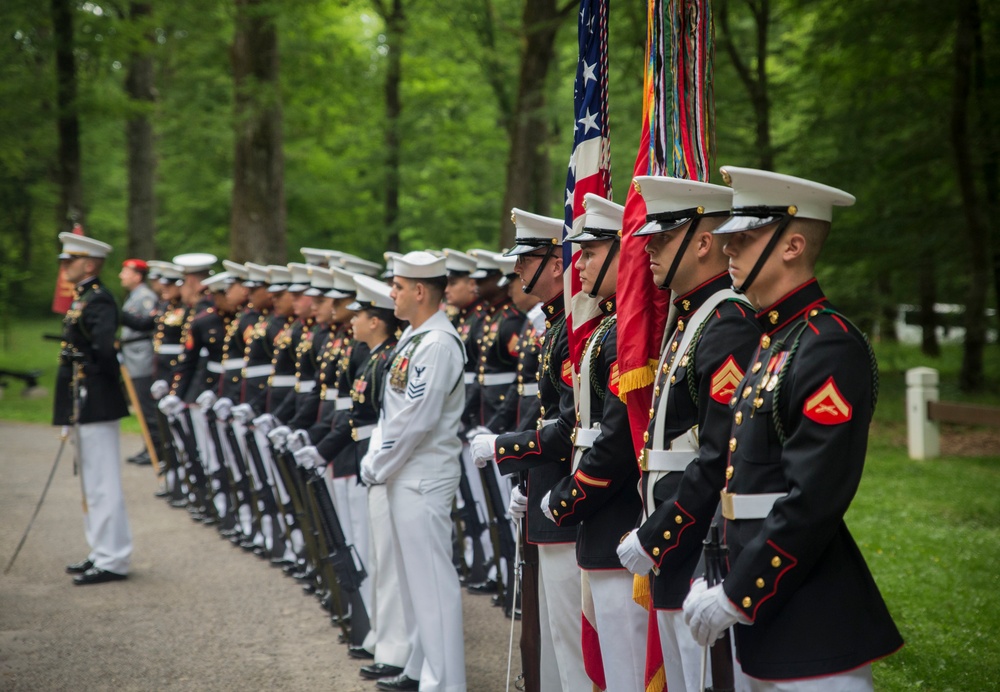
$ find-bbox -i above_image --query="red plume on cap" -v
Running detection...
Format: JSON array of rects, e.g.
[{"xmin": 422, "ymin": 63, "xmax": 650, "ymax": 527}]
[{"xmin": 123, "ymin": 258, "xmax": 148, "ymax": 272}]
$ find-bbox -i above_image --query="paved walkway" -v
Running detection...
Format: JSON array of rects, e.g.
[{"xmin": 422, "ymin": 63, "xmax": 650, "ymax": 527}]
[{"xmin": 0, "ymin": 422, "xmax": 517, "ymax": 691}]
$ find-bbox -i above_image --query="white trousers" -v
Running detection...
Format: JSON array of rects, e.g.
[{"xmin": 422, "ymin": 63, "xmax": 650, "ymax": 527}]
[
  {"xmin": 329, "ymin": 474, "xmax": 373, "ymax": 617},
  {"xmin": 588, "ymin": 569, "xmax": 647, "ymax": 692},
  {"xmin": 365, "ymin": 483, "xmax": 410, "ymax": 666},
  {"xmin": 747, "ymin": 665, "xmax": 873, "ymax": 692},
  {"xmin": 78, "ymin": 421, "xmax": 132, "ymax": 574},
  {"xmin": 458, "ymin": 443, "xmax": 494, "ymax": 569},
  {"xmin": 388, "ymin": 477, "xmax": 466, "ymax": 692},
  {"xmin": 537, "ymin": 543, "xmax": 589, "ymax": 692}
]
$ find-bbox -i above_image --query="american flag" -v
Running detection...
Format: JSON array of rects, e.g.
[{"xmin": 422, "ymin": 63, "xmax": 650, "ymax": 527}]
[{"xmin": 563, "ymin": 0, "xmax": 612, "ymax": 367}]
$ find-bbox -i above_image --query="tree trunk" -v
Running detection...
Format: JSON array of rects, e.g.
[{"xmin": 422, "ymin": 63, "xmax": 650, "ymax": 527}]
[
  {"xmin": 51, "ymin": 0, "xmax": 84, "ymax": 235},
  {"xmin": 917, "ymin": 249, "xmax": 939, "ymax": 356},
  {"xmin": 498, "ymin": 0, "xmax": 562, "ymax": 249},
  {"xmin": 125, "ymin": 2, "xmax": 157, "ymax": 260},
  {"xmin": 383, "ymin": 0, "xmax": 404, "ymax": 253},
  {"xmin": 952, "ymin": 0, "xmax": 989, "ymax": 391},
  {"xmin": 230, "ymin": 0, "xmax": 286, "ymax": 264}
]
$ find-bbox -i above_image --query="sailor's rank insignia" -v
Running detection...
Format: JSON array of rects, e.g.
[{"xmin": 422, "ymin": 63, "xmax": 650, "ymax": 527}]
[
  {"xmin": 803, "ymin": 376, "xmax": 852, "ymax": 425},
  {"xmin": 710, "ymin": 355, "xmax": 745, "ymax": 404}
]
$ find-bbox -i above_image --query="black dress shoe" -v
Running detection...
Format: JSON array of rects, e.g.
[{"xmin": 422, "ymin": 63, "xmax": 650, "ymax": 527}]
[
  {"xmin": 374, "ymin": 673, "xmax": 419, "ymax": 689},
  {"xmin": 73, "ymin": 567, "xmax": 127, "ymax": 585},
  {"xmin": 65, "ymin": 559, "xmax": 94, "ymax": 574},
  {"xmin": 127, "ymin": 450, "xmax": 150, "ymax": 464},
  {"xmin": 348, "ymin": 646, "xmax": 375, "ymax": 660},
  {"xmin": 360, "ymin": 663, "xmax": 404, "ymax": 679},
  {"xmin": 467, "ymin": 578, "xmax": 498, "ymax": 594},
  {"xmin": 154, "ymin": 489, "xmax": 169, "ymax": 498}
]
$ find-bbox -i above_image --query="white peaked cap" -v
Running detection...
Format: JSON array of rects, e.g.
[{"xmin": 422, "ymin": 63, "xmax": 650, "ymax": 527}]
[
  {"xmin": 245, "ymin": 262, "xmax": 269, "ymax": 285},
  {"xmin": 443, "ymin": 248, "xmax": 478, "ymax": 275},
  {"xmin": 495, "ymin": 253, "xmax": 518, "ymax": 287},
  {"xmin": 634, "ymin": 176, "xmax": 733, "ymax": 215},
  {"xmin": 339, "ymin": 254, "xmax": 382, "ymax": 277},
  {"xmin": 349, "ymin": 274, "xmax": 396, "ymax": 311},
  {"xmin": 301, "ymin": 247, "xmax": 339, "ymax": 266},
  {"xmin": 308, "ymin": 266, "xmax": 336, "ymax": 294},
  {"xmin": 201, "ymin": 272, "xmax": 231, "ymax": 292},
  {"xmin": 59, "ymin": 232, "xmax": 112, "ymax": 259},
  {"xmin": 567, "ymin": 194, "xmax": 624, "ymax": 242},
  {"xmin": 720, "ymin": 166, "xmax": 855, "ymax": 223},
  {"xmin": 327, "ymin": 266, "xmax": 358, "ymax": 299},
  {"xmin": 149, "ymin": 261, "xmax": 183, "ymax": 283},
  {"xmin": 287, "ymin": 262, "xmax": 313, "ymax": 292},
  {"xmin": 222, "ymin": 259, "xmax": 249, "ymax": 281},
  {"xmin": 266, "ymin": 264, "xmax": 292, "ymax": 291},
  {"xmin": 172, "ymin": 252, "xmax": 217, "ymax": 274},
  {"xmin": 393, "ymin": 251, "xmax": 447, "ymax": 279},
  {"xmin": 468, "ymin": 248, "xmax": 503, "ymax": 279},
  {"xmin": 507, "ymin": 208, "xmax": 563, "ymax": 256}
]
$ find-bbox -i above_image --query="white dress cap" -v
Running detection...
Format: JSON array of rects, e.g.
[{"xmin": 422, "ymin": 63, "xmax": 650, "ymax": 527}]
[
  {"xmin": 172, "ymin": 252, "xmax": 218, "ymax": 274},
  {"xmin": 301, "ymin": 247, "xmax": 340, "ymax": 266},
  {"xmin": 201, "ymin": 272, "xmax": 231, "ymax": 293},
  {"xmin": 244, "ymin": 262, "xmax": 270, "ymax": 285},
  {"xmin": 326, "ymin": 266, "xmax": 359, "ymax": 299},
  {"xmin": 381, "ymin": 251, "xmax": 402, "ymax": 279},
  {"xmin": 716, "ymin": 166, "xmax": 855, "ymax": 233},
  {"xmin": 58, "ymin": 232, "xmax": 112, "ymax": 259},
  {"xmin": 443, "ymin": 248, "xmax": 478, "ymax": 275},
  {"xmin": 392, "ymin": 251, "xmax": 447, "ymax": 279},
  {"xmin": 222, "ymin": 259, "xmax": 249, "ymax": 281},
  {"xmin": 349, "ymin": 274, "xmax": 396, "ymax": 311},
  {"xmin": 339, "ymin": 254, "xmax": 382, "ymax": 277},
  {"xmin": 632, "ymin": 176, "xmax": 733, "ymax": 236},
  {"xmin": 307, "ymin": 266, "xmax": 336, "ymax": 295},
  {"xmin": 149, "ymin": 261, "xmax": 183, "ymax": 284},
  {"xmin": 507, "ymin": 209, "xmax": 564, "ymax": 256},
  {"xmin": 495, "ymin": 254, "xmax": 518, "ymax": 287},
  {"xmin": 566, "ymin": 194, "xmax": 624, "ymax": 243},
  {"xmin": 266, "ymin": 265, "xmax": 292, "ymax": 291},
  {"xmin": 468, "ymin": 248, "xmax": 503, "ymax": 279},
  {"xmin": 287, "ymin": 262, "xmax": 313, "ymax": 292}
]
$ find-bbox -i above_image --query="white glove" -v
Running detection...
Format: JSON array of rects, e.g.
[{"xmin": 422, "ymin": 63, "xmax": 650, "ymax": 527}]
[
  {"xmin": 360, "ymin": 456, "xmax": 379, "ymax": 486},
  {"xmin": 150, "ymin": 379, "xmax": 169, "ymax": 400},
  {"xmin": 541, "ymin": 490, "xmax": 555, "ymax": 523},
  {"xmin": 470, "ymin": 434, "xmax": 498, "ymax": 468},
  {"xmin": 253, "ymin": 413, "xmax": 277, "ymax": 435},
  {"xmin": 196, "ymin": 389, "xmax": 217, "ymax": 409},
  {"xmin": 231, "ymin": 403, "xmax": 254, "ymax": 424},
  {"xmin": 617, "ymin": 529, "xmax": 656, "ymax": 575},
  {"xmin": 527, "ymin": 302, "xmax": 546, "ymax": 335},
  {"xmin": 157, "ymin": 394, "xmax": 184, "ymax": 420},
  {"xmin": 683, "ymin": 579, "xmax": 747, "ymax": 646},
  {"xmin": 267, "ymin": 425, "xmax": 292, "ymax": 451},
  {"xmin": 293, "ymin": 445, "xmax": 324, "ymax": 470},
  {"xmin": 212, "ymin": 397, "xmax": 233, "ymax": 421},
  {"xmin": 508, "ymin": 485, "xmax": 528, "ymax": 520},
  {"xmin": 465, "ymin": 424, "xmax": 492, "ymax": 442},
  {"xmin": 287, "ymin": 429, "xmax": 310, "ymax": 453}
]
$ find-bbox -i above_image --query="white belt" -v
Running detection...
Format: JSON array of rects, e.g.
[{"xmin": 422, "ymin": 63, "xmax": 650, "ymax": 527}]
[
  {"xmin": 720, "ymin": 491, "xmax": 786, "ymax": 520},
  {"xmin": 573, "ymin": 427, "xmax": 600, "ymax": 449},
  {"xmin": 297, "ymin": 380, "xmax": 316, "ymax": 393},
  {"xmin": 244, "ymin": 364, "xmax": 274, "ymax": 378},
  {"xmin": 323, "ymin": 389, "xmax": 339, "ymax": 401},
  {"xmin": 158, "ymin": 344, "xmax": 183, "ymax": 355},
  {"xmin": 270, "ymin": 374, "xmax": 296, "ymax": 387},
  {"xmin": 351, "ymin": 424, "xmax": 376, "ymax": 441},
  {"xmin": 335, "ymin": 397, "xmax": 352, "ymax": 410},
  {"xmin": 207, "ymin": 362, "xmax": 225, "ymax": 374},
  {"xmin": 479, "ymin": 372, "xmax": 517, "ymax": 386},
  {"xmin": 464, "ymin": 372, "xmax": 476, "ymax": 385},
  {"xmin": 520, "ymin": 382, "xmax": 539, "ymax": 397},
  {"xmin": 537, "ymin": 418, "xmax": 558, "ymax": 430},
  {"xmin": 223, "ymin": 358, "xmax": 247, "ymax": 371},
  {"xmin": 641, "ymin": 449, "xmax": 695, "ymax": 473}
]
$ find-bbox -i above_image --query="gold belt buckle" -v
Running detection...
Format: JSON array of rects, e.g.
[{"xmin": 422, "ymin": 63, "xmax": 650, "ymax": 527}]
[
  {"xmin": 720, "ymin": 490, "xmax": 735, "ymax": 520},
  {"xmin": 351, "ymin": 428, "xmax": 359, "ymax": 442},
  {"xmin": 570, "ymin": 427, "xmax": 578, "ymax": 445},
  {"xmin": 639, "ymin": 448, "xmax": 648, "ymax": 472}
]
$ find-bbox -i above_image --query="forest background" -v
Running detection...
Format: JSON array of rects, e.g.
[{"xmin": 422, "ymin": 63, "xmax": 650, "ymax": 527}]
[{"xmin": 0, "ymin": 0, "xmax": 997, "ymax": 388}]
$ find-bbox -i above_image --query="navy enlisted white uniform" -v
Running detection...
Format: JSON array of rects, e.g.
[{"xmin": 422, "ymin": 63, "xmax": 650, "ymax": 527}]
[
  {"xmin": 361, "ymin": 251, "xmax": 467, "ymax": 692},
  {"xmin": 615, "ymin": 176, "xmax": 760, "ymax": 692},
  {"xmin": 55, "ymin": 233, "xmax": 133, "ymax": 585},
  {"xmin": 682, "ymin": 167, "xmax": 904, "ymax": 691}
]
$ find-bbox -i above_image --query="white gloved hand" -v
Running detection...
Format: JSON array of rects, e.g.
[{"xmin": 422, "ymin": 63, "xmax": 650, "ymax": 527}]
[
  {"xmin": 617, "ymin": 529, "xmax": 656, "ymax": 575},
  {"xmin": 541, "ymin": 490, "xmax": 555, "ymax": 523},
  {"xmin": 293, "ymin": 445, "xmax": 324, "ymax": 470},
  {"xmin": 465, "ymin": 424, "xmax": 492, "ymax": 442},
  {"xmin": 527, "ymin": 302, "xmax": 546, "ymax": 335},
  {"xmin": 508, "ymin": 485, "xmax": 528, "ymax": 520},
  {"xmin": 253, "ymin": 413, "xmax": 277, "ymax": 435},
  {"xmin": 267, "ymin": 425, "xmax": 292, "ymax": 451},
  {"xmin": 196, "ymin": 389, "xmax": 217, "ymax": 409},
  {"xmin": 287, "ymin": 429, "xmax": 310, "ymax": 453},
  {"xmin": 157, "ymin": 394, "xmax": 184, "ymax": 420},
  {"xmin": 231, "ymin": 403, "xmax": 254, "ymax": 424},
  {"xmin": 360, "ymin": 456, "xmax": 379, "ymax": 486},
  {"xmin": 150, "ymin": 379, "xmax": 169, "ymax": 401},
  {"xmin": 212, "ymin": 397, "xmax": 233, "ymax": 421},
  {"xmin": 683, "ymin": 580, "xmax": 747, "ymax": 646},
  {"xmin": 470, "ymin": 434, "xmax": 498, "ymax": 468}
]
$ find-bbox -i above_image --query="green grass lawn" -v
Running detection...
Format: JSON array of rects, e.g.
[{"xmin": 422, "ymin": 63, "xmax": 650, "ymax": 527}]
[{"xmin": 2, "ymin": 318, "xmax": 998, "ymax": 688}]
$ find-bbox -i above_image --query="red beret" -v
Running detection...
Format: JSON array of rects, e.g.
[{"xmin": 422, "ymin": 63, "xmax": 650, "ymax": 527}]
[{"xmin": 123, "ymin": 258, "xmax": 148, "ymax": 272}]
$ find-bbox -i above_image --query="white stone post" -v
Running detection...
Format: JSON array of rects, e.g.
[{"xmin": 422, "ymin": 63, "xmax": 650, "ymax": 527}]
[{"xmin": 906, "ymin": 367, "xmax": 940, "ymax": 459}]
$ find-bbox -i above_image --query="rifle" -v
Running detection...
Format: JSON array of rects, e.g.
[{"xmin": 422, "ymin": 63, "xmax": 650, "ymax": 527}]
[
  {"xmin": 222, "ymin": 419, "xmax": 264, "ymax": 542},
  {"xmin": 516, "ymin": 474, "xmax": 541, "ymax": 692},
  {"xmin": 203, "ymin": 407, "xmax": 240, "ymax": 531},
  {"xmin": 455, "ymin": 460, "xmax": 489, "ymax": 585},
  {"xmin": 702, "ymin": 522, "xmax": 735, "ymax": 692},
  {"xmin": 165, "ymin": 411, "xmax": 212, "ymax": 520},
  {"xmin": 478, "ymin": 462, "xmax": 517, "ymax": 612},
  {"xmin": 154, "ymin": 407, "xmax": 187, "ymax": 504},
  {"xmin": 242, "ymin": 425, "xmax": 287, "ymax": 558}
]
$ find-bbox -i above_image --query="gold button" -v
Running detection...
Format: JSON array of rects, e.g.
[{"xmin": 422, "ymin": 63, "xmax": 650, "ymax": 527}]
[
  {"xmin": 528, "ymin": 441, "xmax": 535, "ymax": 449},
  {"xmin": 756, "ymin": 578, "xmax": 765, "ymax": 588},
  {"xmin": 571, "ymin": 489, "xmax": 577, "ymax": 496},
  {"xmin": 754, "ymin": 397, "xmax": 764, "ymax": 409},
  {"xmin": 643, "ymin": 431, "xmax": 649, "ymax": 443},
  {"xmin": 674, "ymin": 515, "xmax": 683, "ymax": 525},
  {"xmin": 560, "ymin": 500, "xmax": 567, "ymax": 507},
  {"xmin": 670, "ymin": 376, "xmax": 676, "ymax": 384},
  {"xmin": 809, "ymin": 309, "xmax": 819, "ymax": 317},
  {"xmin": 498, "ymin": 447, "xmax": 505, "ymax": 455},
  {"xmin": 552, "ymin": 509, "xmax": 558, "ymax": 516},
  {"xmin": 662, "ymin": 531, "xmax": 671, "ymax": 540},
  {"xmin": 680, "ymin": 356, "xmax": 689, "ymax": 367},
  {"xmin": 654, "ymin": 386, "xmax": 660, "ymax": 397},
  {"xmin": 771, "ymin": 556, "xmax": 781, "ymax": 568},
  {"xmin": 742, "ymin": 386, "xmax": 752, "ymax": 399},
  {"xmin": 735, "ymin": 411, "xmax": 743, "ymax": 425},
  {"xmin": 726, "ymin": 466, "xmax": 734, "ymax": 480},
  {"xmin": 652, "ymin": 547, "xmax": 660, "ymax": 556},
  {"xmin": 729, "ymin": 438, "xmax": 737, "ymax": 452},
  {"xmin": 768, "ymin": 310, "xmax": 779, "ymax": 325},
  {"xmin": 742, "ymin": 597, "xmax": 752, "ymax": 608},
  {"xmin": 514, "ymin": 444, "xmax": 520, "ymax": 451},
  {"xmin": 761, "ymin": 335, "xmax": 771, "ymax": 349},
  {"xmin": 649, "ymin": 408, "xmax": 655, "ymax": 420},
  {"xmin": 670, "ymin": 342, "xmax": 678, "ymax": 353},
  {"xmin": 677, "ymin": 320, "xmax": 685, "ymax": 332},
  {"xmin": 751, "ymin": 361, "xmax": 762, "ymax": 373}
]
